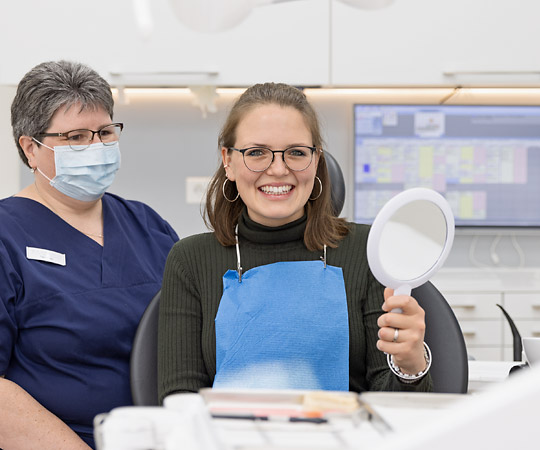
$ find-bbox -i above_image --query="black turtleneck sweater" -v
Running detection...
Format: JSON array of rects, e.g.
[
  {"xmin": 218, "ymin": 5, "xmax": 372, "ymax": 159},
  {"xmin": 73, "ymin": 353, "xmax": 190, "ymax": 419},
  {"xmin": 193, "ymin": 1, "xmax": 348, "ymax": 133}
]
[{"xmin": 157, "ymin": 212, "xmax": 432, "ymax": 403}]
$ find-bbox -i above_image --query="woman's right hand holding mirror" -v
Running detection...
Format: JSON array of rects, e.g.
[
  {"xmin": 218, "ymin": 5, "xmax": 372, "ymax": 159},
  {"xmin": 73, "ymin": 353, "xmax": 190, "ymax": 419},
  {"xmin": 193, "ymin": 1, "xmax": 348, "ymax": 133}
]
[
  {"xmin": 377, "ymin": 287, "xmax": 428, "ymax": 376},
  {"xmin": 367, "ymin": 188, "xmax": 454, "ymax": 382}
]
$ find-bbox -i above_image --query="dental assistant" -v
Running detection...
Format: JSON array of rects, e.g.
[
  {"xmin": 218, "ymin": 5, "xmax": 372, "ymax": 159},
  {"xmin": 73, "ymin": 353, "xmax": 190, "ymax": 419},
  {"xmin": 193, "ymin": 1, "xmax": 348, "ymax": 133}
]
[
  {"xmin": 158, "ymin": 82, "xmax": 432, "ymax": 403},
  {"xmin": 0, "ymin": 60, "xmax": 178, "ymax": 450}
]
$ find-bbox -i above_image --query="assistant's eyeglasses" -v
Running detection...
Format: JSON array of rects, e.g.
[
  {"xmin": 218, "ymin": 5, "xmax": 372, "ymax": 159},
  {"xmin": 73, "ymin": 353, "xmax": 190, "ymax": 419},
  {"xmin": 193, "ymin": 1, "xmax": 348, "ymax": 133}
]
[
  {"xmin": 34, "ymin": 123, "xmax": 123, "ymax": 151},
  {"xmin": 229, "ymin": 146, "xmax": 318, "ymax": 172}
]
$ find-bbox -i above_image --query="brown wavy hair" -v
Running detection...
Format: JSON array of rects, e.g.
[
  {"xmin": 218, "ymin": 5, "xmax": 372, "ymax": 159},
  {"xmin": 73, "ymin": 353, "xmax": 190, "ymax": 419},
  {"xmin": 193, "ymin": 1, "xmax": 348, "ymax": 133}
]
[{"xmin": 204, "ymin": 82, "xmax": 349, "ymax": 251}]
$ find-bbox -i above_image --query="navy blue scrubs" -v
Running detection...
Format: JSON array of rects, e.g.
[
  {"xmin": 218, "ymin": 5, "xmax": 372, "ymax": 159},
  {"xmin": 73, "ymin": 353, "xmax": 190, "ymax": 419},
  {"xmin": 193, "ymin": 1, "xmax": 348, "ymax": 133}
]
[{"xmin": 0, "ymin": 193, "xmax": 178, "ymax": 448}]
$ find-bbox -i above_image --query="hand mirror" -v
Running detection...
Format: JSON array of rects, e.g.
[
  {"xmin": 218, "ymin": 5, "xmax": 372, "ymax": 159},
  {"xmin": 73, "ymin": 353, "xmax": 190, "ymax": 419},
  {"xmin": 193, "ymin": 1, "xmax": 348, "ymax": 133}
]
[{"xmin": 367, "ymin": 187, "xmax": 455, "ymax": 307}]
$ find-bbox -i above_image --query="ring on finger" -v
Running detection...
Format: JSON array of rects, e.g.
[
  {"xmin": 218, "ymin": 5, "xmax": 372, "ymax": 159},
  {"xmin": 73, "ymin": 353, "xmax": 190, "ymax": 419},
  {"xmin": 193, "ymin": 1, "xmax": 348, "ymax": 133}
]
[{"xmin": 392, "ymin": 328, "xmax": 399, "ymax": 343}]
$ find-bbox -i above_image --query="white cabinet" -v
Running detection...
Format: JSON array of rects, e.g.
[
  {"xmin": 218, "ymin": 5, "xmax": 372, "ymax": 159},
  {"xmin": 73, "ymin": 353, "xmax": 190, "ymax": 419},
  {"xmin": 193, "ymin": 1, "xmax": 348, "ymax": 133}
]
[
  {"xmin": 0, "ymin": 0, "xmax": 330, "ymax": 87},
  {"xmin": 441, "ymin": 290, "xmax": 504, "ymax": 361},
  {"xmin": 503, "ymin": 293, "xmax": 540, "ymax": 360},
  {"xmin": 432, "ymin": 269, "xmax": 540, "ymax": 361},
  {"xmin": 330, "ymin": 0, "xmax": 540, "ymax": 86},
  {"xmin": 3, "ymin": 0, "xmax": 540, "ymax": 88},
  {"xmin": 504, "ymin": 293, "xmax": 540, "ymax": 321}
]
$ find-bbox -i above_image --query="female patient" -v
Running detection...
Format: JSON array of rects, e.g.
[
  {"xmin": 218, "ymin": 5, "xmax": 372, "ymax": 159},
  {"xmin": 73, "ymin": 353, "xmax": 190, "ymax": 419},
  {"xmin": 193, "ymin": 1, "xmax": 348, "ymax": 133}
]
[
  {"xmin": 158, "ymin": 82, "xmax": 432, "ymax": 402},
  {"xmin": 0, "ymin": 60, "xmax": 178, "ymax": 449}
]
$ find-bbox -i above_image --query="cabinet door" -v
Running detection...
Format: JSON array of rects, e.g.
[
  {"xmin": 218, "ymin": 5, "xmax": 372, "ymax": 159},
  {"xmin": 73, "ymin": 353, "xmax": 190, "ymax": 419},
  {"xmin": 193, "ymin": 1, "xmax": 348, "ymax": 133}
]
[
  {"xmin": 331, "ymin": 0, "xmax": 540, "ymax": 86},
  {"xmin": 443, "ymin": 293, "xmax": 501, "ymax": 320},
  {"xmin": 504, "ymin": 292, "xmax": 540, "ymax": 320},
  {"xmin": 504, "ymin": 320, "xmax": 540, "ymax": 341},
  {"xmin": 0, "ymin": 0, "xmax": 330, "ymax": 87},
  {"xmin": 458, "ymin": 320, "xmax": 503, "ymax": 347}
]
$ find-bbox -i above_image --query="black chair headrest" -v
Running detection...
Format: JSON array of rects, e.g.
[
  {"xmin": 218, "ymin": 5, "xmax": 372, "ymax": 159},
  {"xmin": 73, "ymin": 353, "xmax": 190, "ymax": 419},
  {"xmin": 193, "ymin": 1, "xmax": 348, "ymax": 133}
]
[{"xmin": 325, "ymin": 151, "xmax": 346, "ymax": 216}]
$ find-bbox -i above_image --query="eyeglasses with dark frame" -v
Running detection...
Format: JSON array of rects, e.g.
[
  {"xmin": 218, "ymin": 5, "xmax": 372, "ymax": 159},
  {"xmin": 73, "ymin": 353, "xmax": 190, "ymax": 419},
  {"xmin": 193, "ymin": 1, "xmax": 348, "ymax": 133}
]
[
  {"xmin": 34, "ymin": 123, "xmax": 124, "ymax": 151},
  {"xmin": 229, "ymin": 146, "xmax": 318, "ymax": 172}
]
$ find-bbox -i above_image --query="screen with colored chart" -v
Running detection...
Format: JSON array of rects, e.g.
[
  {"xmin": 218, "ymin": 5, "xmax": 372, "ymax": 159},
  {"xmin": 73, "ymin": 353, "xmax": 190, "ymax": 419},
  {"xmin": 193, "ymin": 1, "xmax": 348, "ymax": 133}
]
[{"xmin": 353, "ymin": 104, "xmax": 540, "ymax": 227}]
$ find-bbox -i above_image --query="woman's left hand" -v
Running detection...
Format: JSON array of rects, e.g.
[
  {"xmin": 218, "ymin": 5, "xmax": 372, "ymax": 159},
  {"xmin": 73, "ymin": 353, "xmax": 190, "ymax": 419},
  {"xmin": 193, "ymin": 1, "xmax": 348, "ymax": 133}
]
[{"xmin": 376, "ymin": 287, "xmax": 427, "ymax": 375}]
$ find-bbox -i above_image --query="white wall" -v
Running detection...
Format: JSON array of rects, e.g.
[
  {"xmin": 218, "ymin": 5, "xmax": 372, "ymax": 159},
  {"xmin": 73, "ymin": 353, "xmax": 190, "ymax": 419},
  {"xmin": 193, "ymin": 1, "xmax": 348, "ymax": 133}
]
[
  {"xmin": 16, "ymin": 87, "xmax": 540, "ymax": 269},
  {"xmin": 0, "ymin": 86, "xmax": 19, "ymax": 198}
]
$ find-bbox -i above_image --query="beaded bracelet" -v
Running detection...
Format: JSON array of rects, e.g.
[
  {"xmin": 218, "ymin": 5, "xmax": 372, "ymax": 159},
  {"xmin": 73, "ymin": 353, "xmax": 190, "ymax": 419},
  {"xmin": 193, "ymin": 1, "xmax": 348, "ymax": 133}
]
[{"xmin": 387, "ymin": 342, "xmax": 432, "ymax": 384}]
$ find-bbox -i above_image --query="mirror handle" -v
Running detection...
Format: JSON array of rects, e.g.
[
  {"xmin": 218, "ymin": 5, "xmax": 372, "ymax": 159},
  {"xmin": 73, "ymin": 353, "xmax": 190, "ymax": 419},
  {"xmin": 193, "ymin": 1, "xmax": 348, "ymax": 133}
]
[
  {"xmin": 394, "ymin": 284, "xmax": 411, "ymax": 296},
  {"xmin": 390, "ymin": 284, "xmax": 411, "ymax": 313}
]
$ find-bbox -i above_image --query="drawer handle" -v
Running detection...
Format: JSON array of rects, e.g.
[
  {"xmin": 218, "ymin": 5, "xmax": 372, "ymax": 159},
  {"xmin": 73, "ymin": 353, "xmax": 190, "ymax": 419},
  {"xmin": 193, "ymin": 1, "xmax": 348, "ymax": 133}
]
[
  {"xmin": 532, "ymin": 331, "xmax": 540, "ymax": 337},
  {"xmin": 451, "ymin": 304, "xmax": 476, "ymax": 309},
  {"xmin": 531, "ymin": 305, "xmax": 540, "ymax": 310},
  {"xmin": 462, "ymin": 331, "xmax": 477, "ymax": 337}
]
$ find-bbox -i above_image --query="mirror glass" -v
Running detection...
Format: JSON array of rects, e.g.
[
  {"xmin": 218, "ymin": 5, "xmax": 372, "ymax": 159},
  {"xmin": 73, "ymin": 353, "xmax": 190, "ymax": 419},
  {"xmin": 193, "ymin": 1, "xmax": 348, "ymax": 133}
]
[
  {"xmin": 367, "ymin": 187, "xmax": 455, "ymax": 296},
  {"xmin": 379, "ymin": 200, "xmax": 448, "ymax": 281}
]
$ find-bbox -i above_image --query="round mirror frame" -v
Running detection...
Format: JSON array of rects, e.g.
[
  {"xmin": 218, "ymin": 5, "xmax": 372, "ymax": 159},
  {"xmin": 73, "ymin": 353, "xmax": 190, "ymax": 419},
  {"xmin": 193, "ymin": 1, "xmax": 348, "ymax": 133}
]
[{"xmin": 366, "ymin": 187, "xmax": 455, "ymax": 294}]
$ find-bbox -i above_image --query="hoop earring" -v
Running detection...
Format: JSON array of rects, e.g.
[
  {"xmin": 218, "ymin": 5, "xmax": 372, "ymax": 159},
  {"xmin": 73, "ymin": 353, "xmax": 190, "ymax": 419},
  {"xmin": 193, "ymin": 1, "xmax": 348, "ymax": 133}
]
[
  {"xmin": 309, "ymin": 176, "xmax": 322, "ymax": 201},
  {"xmin": 222, "ymin": 178, "xmax": 239, "ymax": 203}
]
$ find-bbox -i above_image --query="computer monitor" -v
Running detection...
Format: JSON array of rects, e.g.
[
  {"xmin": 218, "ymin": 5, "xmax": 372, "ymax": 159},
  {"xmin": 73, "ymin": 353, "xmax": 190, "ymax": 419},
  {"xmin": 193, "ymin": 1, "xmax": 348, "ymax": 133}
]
[{"xmin": 353, "ymin": 104, "xmax": 540, "ymax": 227}]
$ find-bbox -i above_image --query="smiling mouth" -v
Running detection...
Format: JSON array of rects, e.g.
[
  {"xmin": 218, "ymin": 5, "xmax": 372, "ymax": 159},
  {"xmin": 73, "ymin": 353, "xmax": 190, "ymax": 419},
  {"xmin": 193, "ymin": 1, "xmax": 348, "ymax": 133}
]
[{"xmin": 259, "ymin": 185, "xmax": 293, "ymax": 195}]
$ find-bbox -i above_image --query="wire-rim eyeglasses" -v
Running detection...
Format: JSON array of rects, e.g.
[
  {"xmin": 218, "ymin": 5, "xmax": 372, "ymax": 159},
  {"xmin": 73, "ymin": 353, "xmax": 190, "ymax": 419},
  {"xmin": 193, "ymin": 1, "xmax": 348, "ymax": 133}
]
[
  {"xmin": 33, "ymin": 123, "xmax": 124, "ymax": 151},
  {"xmin": 229, "ymin": 146, "xmax": 318, "ymax": 172}
]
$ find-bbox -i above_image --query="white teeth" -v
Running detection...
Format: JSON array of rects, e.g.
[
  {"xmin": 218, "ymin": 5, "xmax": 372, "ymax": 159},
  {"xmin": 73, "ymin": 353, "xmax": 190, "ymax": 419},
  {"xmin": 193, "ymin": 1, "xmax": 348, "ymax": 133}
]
[{"xmin": 260, "ymin": 185, "xmax": 292, "ymax": 195}]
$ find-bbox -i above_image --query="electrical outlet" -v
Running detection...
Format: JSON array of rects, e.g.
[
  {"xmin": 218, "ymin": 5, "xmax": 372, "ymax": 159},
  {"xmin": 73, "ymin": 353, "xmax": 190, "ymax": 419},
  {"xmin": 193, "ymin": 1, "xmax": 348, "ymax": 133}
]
[{"xmin": 185, "ymin": 176, "xmax": 211, "ymax": 205}]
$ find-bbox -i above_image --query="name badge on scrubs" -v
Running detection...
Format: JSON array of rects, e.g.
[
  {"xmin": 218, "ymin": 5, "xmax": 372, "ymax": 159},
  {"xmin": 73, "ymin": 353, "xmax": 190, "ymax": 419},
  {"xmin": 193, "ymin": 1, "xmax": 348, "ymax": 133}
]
[{"xmin": 26, "ymin": 246, "xmax": 66, "ymax": 266}]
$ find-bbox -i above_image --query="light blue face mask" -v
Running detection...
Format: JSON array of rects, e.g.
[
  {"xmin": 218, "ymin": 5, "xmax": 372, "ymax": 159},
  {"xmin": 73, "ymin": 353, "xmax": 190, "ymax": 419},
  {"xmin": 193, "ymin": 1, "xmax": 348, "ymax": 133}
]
[{"xmin": 33, "ymin": 141, "xmax": 121, "ymax": 202}]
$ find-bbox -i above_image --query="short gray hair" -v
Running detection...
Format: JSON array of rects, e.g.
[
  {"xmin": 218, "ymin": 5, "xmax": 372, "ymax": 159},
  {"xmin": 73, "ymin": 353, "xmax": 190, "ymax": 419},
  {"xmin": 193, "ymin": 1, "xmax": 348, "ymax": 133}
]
[{"xmin": 11, "ymin": 60, "xmax": 114, "ymax": 167}]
